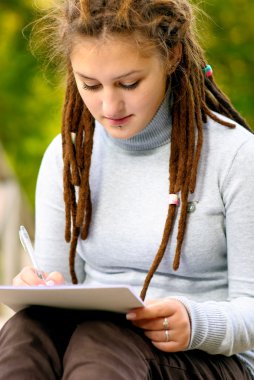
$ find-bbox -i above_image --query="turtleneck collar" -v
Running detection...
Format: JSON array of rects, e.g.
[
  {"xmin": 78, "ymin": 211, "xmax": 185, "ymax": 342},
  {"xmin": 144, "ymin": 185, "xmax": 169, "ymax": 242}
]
[{"xmin": 97, "ymin": 87, "xmax": 172, "ymax": 152}]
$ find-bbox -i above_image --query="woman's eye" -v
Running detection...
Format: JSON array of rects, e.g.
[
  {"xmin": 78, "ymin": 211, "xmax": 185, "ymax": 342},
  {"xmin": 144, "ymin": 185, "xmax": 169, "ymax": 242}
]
[
  {"xmin": 81, "ymin": 81, "xmax": 140, "ymax": 91},
  {"xmin": 120, "ymin": 81, "xmax": 140, "ymax": 90},
  {"xmin": 82, "ymin": 83, "xmax": 101, "ymax": 91}
]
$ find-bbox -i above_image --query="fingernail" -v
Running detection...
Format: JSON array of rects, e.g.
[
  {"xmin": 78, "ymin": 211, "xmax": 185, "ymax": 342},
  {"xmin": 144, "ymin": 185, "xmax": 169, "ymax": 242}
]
[
  {"xmin": 46, "ymin": 280, "xmax": 55, "ymax": 286},
  {"xmin": 126, "ymin": 313, "xmax": 136, "ymax": 320}
]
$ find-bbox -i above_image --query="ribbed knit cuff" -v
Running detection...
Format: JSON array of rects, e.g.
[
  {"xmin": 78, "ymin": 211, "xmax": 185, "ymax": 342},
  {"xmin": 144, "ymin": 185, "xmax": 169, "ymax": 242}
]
[{"xmin": 170, "ymin": 296, "xmax": 228, "ymax": 354}]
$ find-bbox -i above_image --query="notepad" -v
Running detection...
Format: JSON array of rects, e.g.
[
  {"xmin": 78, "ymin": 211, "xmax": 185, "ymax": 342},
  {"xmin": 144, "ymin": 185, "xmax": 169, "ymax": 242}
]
[{"xmin": 0, "ymin": 285, "xmax": 144, "ymax": 314}]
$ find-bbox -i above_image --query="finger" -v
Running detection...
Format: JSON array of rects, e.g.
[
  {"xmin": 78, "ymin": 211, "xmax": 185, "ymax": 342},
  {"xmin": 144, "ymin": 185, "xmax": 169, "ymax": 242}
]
[
  {"xmin": 17, "ymin": 266, "xmax": 46, "ymax": 285},
  {"xmin": 127, "ymin": 299, "xmax": 172, "ymax": 320},
  {"xmin": 45, "ymin": 271, "xmax": 65, "ymax": 285},
  {"xmin": 128, "ymin": 299, "xmax": 163, "ymax": 315},
  {"xmin": 12, "ymin": 266, "xmax": 46, "ymax": 286},
  {"xmin": 143, "ymin": 299, "xmax": 160, "ymax": 306},
  {"xmin": 151, "ymin": 340, "xmax": 185, "ymax": 353},
  {"xmin": 144, "ymin": 330, "xmax": 188, "ymax": 352},
  {"xmin": 132, "ymin": 317, "xmax": 170, "ymax": 331},
  {"xmin": 12, "ymin": 275, "xmax": 29, "ymax": 287},
  {"xmin": 144, "ymin": 329, "xmax": 173, "ymax": 343}
]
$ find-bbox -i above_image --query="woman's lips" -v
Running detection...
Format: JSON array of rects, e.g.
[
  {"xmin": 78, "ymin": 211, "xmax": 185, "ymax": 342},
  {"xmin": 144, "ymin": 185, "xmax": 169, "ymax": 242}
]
[{"xmin": 105, "ymin": 115, "xmax": 132, "ymax": 126}]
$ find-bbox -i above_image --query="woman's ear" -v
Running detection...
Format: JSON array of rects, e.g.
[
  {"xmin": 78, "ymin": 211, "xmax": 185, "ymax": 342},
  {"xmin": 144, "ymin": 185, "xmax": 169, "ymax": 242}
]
[{"xmin": 168, "ymin": 43, "xmax": 182, "ymax": 75}]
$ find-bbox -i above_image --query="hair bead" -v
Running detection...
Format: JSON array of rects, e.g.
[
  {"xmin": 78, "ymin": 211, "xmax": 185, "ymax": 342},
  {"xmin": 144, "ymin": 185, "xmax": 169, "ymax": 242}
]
[
  {"xmin": 168, "ymin": 194, "xmax": 180, "ymax": 206},
  {"xmin": 202, "ymin": 64, "xmax": 213, "ymax": 77}
]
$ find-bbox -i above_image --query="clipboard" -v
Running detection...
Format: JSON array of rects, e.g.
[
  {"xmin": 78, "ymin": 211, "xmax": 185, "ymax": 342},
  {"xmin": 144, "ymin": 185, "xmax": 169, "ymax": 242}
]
[{"xmin": 0, "ymin": 284, "xmax": 144, "ymax": 314}]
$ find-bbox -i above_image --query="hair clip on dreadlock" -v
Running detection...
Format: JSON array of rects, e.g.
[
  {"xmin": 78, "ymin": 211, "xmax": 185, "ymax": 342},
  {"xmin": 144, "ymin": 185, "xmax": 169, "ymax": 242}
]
[
  {"xmin": 168, "ymin": 194, "xmax": 179, "ymax": 206},
  {"xmin": 202, "ymin": 64, "xmax": 213, "ymax": 77}
]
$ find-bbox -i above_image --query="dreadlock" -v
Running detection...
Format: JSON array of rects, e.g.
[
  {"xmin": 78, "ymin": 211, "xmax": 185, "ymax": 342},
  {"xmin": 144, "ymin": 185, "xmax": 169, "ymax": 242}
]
[{"xmin": 41, "ymin": 0, "xmax": 250, "ymax": 298}]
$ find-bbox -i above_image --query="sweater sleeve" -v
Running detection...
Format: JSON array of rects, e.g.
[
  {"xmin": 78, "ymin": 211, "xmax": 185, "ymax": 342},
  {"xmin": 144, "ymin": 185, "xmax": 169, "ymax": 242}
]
[
  {"xmin": 34, "ymin": 135, "xmax": 85, "ymax": 283},
  {"xmin": 175, "ymin": 138, "xmax": 254, "ymax": 356}
]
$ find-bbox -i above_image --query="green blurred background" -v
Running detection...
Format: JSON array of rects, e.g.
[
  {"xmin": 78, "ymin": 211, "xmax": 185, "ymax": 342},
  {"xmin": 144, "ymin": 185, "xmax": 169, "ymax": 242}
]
[{"xmin": 0, "ymin": 0, "xmax": 254, "ymax": 210}]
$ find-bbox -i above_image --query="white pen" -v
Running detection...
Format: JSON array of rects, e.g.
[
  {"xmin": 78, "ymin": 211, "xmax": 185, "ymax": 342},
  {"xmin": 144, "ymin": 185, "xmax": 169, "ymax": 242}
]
[{"xmin": 19, "ymin": 225, "xmax": 45, "ymax": 280}]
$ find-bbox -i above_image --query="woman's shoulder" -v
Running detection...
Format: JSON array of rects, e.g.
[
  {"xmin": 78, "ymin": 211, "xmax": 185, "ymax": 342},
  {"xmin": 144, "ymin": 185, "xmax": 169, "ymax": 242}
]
[
  {"xmin": 44, "ymin": 133, "xmax": 62, "ymax": 153},
  {"xmin": 38, "ymin": 134, "xmax": 64, "ymax": 177},
  {"xmin": 41, "ymin": 134, "xmax": 63, "ymax": 163},
  {"xmin": 201, "ymin": 113, "xmax": 254, "ymax": 184},
  {"xmin": 204, "ymin": 112, "xmax": 254, "ymax": 155}
]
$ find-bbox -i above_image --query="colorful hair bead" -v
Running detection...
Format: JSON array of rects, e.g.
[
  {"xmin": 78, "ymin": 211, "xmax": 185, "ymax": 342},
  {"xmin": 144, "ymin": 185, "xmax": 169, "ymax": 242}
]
[
  {"xmin": 168, "ymin": 194, "xmax": 179, "ymax": 206},
  {"xmin": 202, "ymin": 64, "xmax": 213, "ymax": 77}
]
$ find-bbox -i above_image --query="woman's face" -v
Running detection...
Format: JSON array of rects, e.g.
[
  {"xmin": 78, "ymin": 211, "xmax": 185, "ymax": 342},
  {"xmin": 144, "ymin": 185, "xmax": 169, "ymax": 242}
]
[{"xmin": 70, "ymin": 35, "xmax": 168, "ymax": 140}]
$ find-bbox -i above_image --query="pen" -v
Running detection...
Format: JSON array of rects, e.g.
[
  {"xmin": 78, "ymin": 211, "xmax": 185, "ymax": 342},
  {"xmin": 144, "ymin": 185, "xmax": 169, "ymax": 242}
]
[{"xmin": 19, "ymin": 225, "xmax": 45, "ymax": 280}]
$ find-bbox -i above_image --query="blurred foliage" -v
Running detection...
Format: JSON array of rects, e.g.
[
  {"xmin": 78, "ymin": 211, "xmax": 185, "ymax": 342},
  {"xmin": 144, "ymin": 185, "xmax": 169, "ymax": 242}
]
[
  {"xmin": 0, "ymin": 0, "xmax": 253, "ymax": 208},
  {"xmin": 199, "ymin": 0, "xmax": 254, "ymax": 130},
  {"xmin": 0, "ymin": 0, "xmax": 63, "ymax": 208}
]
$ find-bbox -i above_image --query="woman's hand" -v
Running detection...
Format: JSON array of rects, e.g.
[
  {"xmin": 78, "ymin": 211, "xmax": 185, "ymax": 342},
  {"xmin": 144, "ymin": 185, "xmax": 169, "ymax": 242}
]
[
  {"xmin": 126, "ymin": 298, "xmax": 191, "ymax": 352},
  {"xmin": 12, "ymin": 266, "xmax": 65, "ymax": 287}
]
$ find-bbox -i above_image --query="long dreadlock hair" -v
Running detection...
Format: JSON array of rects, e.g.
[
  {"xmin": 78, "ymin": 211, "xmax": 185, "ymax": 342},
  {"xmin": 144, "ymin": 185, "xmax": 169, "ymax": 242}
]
[{"xmin": 38, "ymin": 0, "xmax": 250, "ymax": 300}]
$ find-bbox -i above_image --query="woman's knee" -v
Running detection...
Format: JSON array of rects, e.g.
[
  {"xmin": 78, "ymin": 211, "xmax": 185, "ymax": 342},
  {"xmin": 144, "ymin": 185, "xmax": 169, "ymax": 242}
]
[
  {"xmin": 0, "ymin": 307, "xmax": 64, "ymax": 380},
  {"xmin": 63, "ymin": 319, "xmax": 151, "ymax": 380}
]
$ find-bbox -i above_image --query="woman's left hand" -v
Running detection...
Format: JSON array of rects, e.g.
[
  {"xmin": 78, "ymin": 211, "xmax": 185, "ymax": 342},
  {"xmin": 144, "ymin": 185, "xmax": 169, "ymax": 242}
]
[{"xmin": 126, "ymin": 298, "xmax": 191, "ymax": 352}]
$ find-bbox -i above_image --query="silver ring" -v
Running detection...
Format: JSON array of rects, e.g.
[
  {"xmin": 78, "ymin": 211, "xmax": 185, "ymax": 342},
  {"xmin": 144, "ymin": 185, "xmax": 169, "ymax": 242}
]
[
  {"xmin": 165, "ymin": 330, "xmax": 170, "ymax": 342},
  {"xmin": 163, "ymin": 317, "xmax": 169, "ymax": 330}
]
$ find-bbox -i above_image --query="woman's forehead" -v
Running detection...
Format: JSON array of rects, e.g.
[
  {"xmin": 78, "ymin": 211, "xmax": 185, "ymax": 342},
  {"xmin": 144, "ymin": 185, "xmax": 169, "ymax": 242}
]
[{"xmin": 70, "ymin": 32, "xmax": 160, "ymax": 59}]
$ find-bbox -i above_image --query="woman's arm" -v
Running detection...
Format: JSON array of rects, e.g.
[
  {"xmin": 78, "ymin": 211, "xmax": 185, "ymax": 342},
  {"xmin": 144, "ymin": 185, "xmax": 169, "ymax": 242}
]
[
  {"xmin": 34, "ymin": 134, "xmax": 85, "ymax": 283},
  {"xmin": 128, "ymin": 137, "xmax": 254, "ymax": 356}
]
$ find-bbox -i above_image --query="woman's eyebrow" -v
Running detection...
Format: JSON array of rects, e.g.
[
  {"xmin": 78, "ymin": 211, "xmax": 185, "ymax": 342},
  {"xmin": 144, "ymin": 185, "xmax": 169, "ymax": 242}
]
[{"xmin": 75, "ymin": 70, "xmax": 143, "ymax": 81}]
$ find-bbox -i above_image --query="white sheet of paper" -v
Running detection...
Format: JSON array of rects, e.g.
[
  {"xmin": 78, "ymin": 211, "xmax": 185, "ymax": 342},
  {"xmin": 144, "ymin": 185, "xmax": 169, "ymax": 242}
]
[{"xmin": 0, "ymin": 285, "xmax": 144, "ymax": 314}]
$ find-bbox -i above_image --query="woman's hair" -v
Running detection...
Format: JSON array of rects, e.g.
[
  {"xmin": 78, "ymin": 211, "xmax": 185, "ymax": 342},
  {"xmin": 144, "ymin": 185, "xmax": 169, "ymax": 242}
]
[{"xmin": 36, "ymin": 0, "xmax": 250, "ymax": 300}]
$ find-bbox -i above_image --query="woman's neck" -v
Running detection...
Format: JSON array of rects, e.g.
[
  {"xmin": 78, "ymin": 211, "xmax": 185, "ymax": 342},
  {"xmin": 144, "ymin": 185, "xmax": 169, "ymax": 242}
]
[{"xmin": 99, "ymin": 88, "xmax": 172, "ymax": 151}]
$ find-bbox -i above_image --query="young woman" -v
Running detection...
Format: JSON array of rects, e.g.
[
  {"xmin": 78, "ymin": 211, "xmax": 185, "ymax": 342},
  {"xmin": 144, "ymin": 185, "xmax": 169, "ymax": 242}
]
[{"xmin": 0, "ymin": 0, "xmax": 253, "ymax": 379}]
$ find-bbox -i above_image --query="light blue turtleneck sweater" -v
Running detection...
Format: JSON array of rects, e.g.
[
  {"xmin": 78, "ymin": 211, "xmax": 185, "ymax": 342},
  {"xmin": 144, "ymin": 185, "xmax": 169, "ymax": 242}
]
[{"xmin": 35, "ymin": 91, "xmax": 254, "ymax": 376}]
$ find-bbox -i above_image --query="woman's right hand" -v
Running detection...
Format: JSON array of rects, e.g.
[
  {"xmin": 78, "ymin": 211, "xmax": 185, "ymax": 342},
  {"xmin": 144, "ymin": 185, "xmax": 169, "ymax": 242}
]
[{"xmin": 12, "ymin": 266, "xmax": 65, "ymax": 286}]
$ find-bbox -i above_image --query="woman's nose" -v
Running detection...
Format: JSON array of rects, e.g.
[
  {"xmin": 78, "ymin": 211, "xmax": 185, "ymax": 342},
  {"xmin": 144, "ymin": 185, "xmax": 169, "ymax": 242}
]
[{"xmin": 101, "ymin": 88, "xmax": 124, "ymax": 118}]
